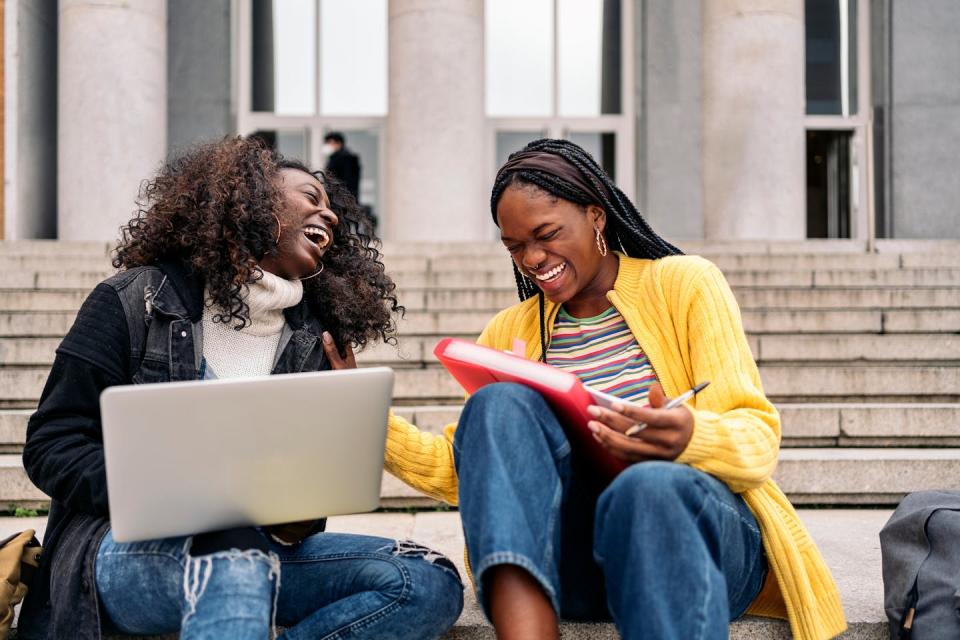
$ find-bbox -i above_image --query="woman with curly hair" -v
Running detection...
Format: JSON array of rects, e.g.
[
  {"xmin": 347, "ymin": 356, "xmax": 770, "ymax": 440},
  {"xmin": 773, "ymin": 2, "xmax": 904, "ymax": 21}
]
[{"xmin": 18, "ymin": 136, "xmax": 463, "ymax": 640}]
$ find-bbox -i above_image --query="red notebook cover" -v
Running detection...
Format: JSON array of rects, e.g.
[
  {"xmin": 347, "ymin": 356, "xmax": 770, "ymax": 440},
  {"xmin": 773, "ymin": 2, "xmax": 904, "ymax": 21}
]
[{"xmin": 434, "ymin": 337, "xmax": 628, "ymax": 480}]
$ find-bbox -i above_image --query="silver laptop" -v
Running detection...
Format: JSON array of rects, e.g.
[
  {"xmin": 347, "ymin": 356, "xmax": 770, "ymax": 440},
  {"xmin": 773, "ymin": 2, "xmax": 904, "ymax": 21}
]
[{"xmin": 101, "ymin": 367, "xmax": 394, "ymax": 543}]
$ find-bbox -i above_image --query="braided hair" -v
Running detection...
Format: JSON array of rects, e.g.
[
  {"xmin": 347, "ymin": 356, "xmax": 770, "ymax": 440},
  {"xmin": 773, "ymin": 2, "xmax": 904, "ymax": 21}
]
[{"xmin": 490, "ymin": 138, "xmax": 683, "ymax": 360}]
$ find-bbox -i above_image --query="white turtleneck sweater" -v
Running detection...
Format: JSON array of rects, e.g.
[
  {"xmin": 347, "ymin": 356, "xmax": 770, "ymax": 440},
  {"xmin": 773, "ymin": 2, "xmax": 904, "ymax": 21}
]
[{"xmin": 201, "ymin": 270, "xmax": 304, "ymax": 379}]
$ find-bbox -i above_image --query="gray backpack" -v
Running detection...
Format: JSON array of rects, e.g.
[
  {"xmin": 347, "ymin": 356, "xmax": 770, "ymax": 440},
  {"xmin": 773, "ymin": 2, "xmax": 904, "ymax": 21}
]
[{"xmin": 880, "ymin": 491, "xmax": 960, "ymax": 639}]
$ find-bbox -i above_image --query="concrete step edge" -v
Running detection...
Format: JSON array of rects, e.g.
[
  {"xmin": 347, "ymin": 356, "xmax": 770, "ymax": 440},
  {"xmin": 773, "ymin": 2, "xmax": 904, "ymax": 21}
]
[
  {"xmin": 1, "ymin": 508, "xmax": 895, "ymax": 638},
  {"xmin": 0, "ymin": 450, "xmax": 958, "ymax": 508}
]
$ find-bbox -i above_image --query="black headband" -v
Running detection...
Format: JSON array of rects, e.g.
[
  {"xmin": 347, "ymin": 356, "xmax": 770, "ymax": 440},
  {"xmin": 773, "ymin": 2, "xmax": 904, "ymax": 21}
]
[{"xmin": 493, "ymin": 151, "xmax": 612, "ymax": 222}]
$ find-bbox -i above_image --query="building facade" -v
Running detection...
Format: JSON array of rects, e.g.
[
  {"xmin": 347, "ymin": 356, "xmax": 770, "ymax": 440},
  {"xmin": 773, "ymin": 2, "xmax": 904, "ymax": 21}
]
[{"xmin": 3, "ymin": 0, "xmax": 958, "ymax": 243}]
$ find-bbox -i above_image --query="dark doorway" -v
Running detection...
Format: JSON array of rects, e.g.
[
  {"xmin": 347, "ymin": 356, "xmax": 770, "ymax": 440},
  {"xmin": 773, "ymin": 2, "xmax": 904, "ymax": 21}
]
[{"xmin": 807, "ymin": 130, "xmax": 853, "ymax": 238}]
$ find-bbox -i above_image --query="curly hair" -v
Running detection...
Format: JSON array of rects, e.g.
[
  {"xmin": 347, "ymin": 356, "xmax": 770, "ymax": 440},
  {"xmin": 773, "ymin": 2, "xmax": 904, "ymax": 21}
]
[{"xmin": 113, "ymin": 136, "xmax": 402, "ymax": 350}]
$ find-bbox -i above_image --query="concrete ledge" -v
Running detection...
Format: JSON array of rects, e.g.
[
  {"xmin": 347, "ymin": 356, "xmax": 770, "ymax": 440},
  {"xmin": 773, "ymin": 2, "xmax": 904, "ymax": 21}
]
[
  {"xmin": 0, "ymin": 240, "xmax": 112, "ymax": 256},
  {"xmin": 2, "ymin": 403, "xmax": 957, "ymax": 452},
  {"xmin": 8, "ymin": 266, "xmax": 960, "ymax": 291},
  {"xmin": 776, "ymin": 448, "xmax": 960, "ymax": 505},
  {"xmin": 5, "ymin": 363, "xmax": 959, "ymax": 407},
  {"xmin": 379, "ymin": 449, "xmax": 960, "ymax": 508},
  {"xmin": 335, "ymin": 509, "xmax": 891, "ymax": 639},
  {"xmin": 3, "ymin": 285, "xmax": 959, "ymax": 314},
  {"xmin": 0, "ymin": 237, "xmax": 954, "ymax": 256},
  {"xmin": 3, "ymin": 449, "xmax": 958, "ymax": 508},
  {"xmin": 756, "ymin": 334, "xmax": 960, "ymax": 362},
  {"xmin": 760, "ymin": 365, "xmax": 960, "ymax": 400},
  {"xmin": 5, "ymin": 308, "xmax": 959, "ymax": 339},
  {"xmin": 6, "ymin": 508, "xmax": 890, "ymax": 638},
  {"xmin": 10, "ymin": 333, "xmax": 960, "ymax": 367},
  {"xmin": 733, "ymin": 287, "xmax": 960, "ymax": 311}
]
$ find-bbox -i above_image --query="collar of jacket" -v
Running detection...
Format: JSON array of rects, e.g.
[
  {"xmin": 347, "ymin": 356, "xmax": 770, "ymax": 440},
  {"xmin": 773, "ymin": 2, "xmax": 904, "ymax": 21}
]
[
  {"xmin": 152, "ymin": 259, "xmax": 319, "ymax": 335},
  {"xmin": 281, "ymin": 297, "xmax": 323, "ymax": 335},
  {"xmin": 151, "ymin": 258, "xmax": 204, "ymax": 321}
]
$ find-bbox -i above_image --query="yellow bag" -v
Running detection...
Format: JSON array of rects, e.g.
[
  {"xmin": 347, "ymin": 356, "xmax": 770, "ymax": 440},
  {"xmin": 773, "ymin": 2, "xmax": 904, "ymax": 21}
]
[{"xmin": 0, "ymin": 530, "xmax": 42, "ymax": 638}]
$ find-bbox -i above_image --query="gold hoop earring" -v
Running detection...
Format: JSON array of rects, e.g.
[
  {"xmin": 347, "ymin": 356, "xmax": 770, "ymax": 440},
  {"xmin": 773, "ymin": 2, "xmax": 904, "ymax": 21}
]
[
  {"xmin": 272, "ymin": 213, "xmax": 282, "ymax": 245},
  {"xmin": 595, "ymin": 226, "xmax": 608, "ymax": 257},
  {"xmin": 298, "ymin": 262, "xmax": 324, "ymax": 281}
]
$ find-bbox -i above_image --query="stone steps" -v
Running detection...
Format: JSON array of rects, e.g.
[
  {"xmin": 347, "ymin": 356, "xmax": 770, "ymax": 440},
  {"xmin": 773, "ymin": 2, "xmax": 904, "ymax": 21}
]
[
  {"xmin": 775, "ymin": 448, "xmax": 960, "ymax": 505},
  {"xmin": 5, "ymin": 333, "xmax": 958, "ymax": 366},
  {"xmin": 391, "ymin": 403, "xmax": 960, "ymax": 447},
  {"xmin": 0, "ymin": 249, "xmax": 953, "ymax": 274},
  {"xmin": 7, "ymin": 266, "xmax": 960, "ymax": 290},
  {"xmin": 0, "ymin": 240, "xmax": 111, "ymax": 256},
  {"xmin": 1, "ymin": 285, "xmax": 958, "ymax": 313},
  {"xmin": 1, "ymin": 402, "xmax": 957, "ymax": 452},
  {"xmin": 3, "ymin": 307, "xmax": 959, "ymax": 338},
  {"xmin": 0, "ymin": 239, "xmax": 955, "ymax": 610},
  {"xmin": 328, "ymin": 509, "xmax": 892, "ymax": 639},
  {"xmin": 1, "ymin": 509, "xmax": 894, "ymax": 638},
  {"xmin": 376, "ymin": 448, "xmax": 960, "ymax": 508},
  {"xmin": 321, "ymin": 266, "xmax": 949, "ymax": 290},
  {"xmin": 1, "ymin": 448, "xmax": 957, "ymax": 509},
  {"xmin": 394, "ymin": 286, "xmax": 960, "ymax": 313},
  {"xmin": 2, "ymin": 362, "xmax": 958, "ymax": 407},
  {"xmin": 1, "ymin": 238, "xmax": 957, "ymax": 256}
]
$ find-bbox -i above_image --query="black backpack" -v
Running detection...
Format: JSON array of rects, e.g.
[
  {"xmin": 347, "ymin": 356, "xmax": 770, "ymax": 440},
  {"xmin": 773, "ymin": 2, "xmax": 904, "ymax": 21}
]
[{"xmin": 880, "ymin": 491, "xmax": 960, "ymax": 639}]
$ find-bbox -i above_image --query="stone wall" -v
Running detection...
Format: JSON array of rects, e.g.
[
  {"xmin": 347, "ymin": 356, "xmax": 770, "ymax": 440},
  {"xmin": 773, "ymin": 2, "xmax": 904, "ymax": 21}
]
[
  {"xmin": 167, "ymin": 0, "xmax": 232, "ymax": 153},
  {"xmin": 889, "ymin": 0, "xmax": 960, "ymax": 239}
]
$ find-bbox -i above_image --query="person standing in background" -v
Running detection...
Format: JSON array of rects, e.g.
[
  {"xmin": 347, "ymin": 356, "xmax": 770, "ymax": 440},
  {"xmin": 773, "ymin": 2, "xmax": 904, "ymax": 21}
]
[{"xmin": 323, "ymin": 132, "xmax": 361, "ymax": 200}]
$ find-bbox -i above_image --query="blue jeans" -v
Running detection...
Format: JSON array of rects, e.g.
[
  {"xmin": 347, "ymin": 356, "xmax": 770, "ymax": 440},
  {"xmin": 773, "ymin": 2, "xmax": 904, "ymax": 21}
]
[
  {"xmin": 95, "ymin": 530, "xmax": 463, "ymax": 639},
  {"xmin": 453, "ymin": 383, "xmax": 767, "ymax": 640}
]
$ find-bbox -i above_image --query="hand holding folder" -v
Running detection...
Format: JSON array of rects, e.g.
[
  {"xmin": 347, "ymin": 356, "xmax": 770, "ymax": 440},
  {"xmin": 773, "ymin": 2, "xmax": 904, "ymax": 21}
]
[{"xmin": 434, "ymin": 337, "xmax": 637, "ymax": 480}]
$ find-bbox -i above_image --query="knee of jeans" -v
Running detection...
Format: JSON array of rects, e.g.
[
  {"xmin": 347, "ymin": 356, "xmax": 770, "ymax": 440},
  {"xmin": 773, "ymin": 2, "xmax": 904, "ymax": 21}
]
[
  {"xmin": 183, "ymin": 547, "xmax": 281, "ymax": 618},
  {"xmin": 355, "ymin": 539, "xmax": 455, "ymax": 602},
  {"xmin": 382, "ymin": 539, "xmax": 463, "ymax": 585},
  {"xmin": 463, "ymin": 383, "xmax": 546, "ymax": 420},
  {"xmin": 388, "ymin": 540, "xmax": 464, "ymax": 627},
  {"xmin": 600, "ymin": 462, "xmax": 706, "ymax": 516},
  {"xmin": 457, "ymin": 383, "xmax": 557, "ymax": 449}
]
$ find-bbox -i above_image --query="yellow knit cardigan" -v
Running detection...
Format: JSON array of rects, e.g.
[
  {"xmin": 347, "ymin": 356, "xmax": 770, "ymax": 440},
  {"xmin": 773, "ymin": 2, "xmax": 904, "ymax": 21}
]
[{"xmin": 385, "ymin": 254, "xmax": 847, "ymax": 640}]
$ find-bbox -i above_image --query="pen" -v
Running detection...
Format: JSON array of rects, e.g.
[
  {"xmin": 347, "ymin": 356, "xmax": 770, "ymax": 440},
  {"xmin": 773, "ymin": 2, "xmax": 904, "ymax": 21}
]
[{"xmin": 624, "ymin": 381, "xmax": 710, "ymax": 437}]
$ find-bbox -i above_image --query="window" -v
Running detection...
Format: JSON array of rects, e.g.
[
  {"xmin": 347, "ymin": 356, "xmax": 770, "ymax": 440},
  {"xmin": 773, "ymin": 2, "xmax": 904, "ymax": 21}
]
[
  {"xmin": 804, "ymin": 0, "xmax": 871, "ymax": 240},
  {"xmin": 238, "ymin": 0, "xmax": 387, "ymax": 231},
  {"xmin": 484, "ymin": 0, "xmax": 632, "ymax": 196}
]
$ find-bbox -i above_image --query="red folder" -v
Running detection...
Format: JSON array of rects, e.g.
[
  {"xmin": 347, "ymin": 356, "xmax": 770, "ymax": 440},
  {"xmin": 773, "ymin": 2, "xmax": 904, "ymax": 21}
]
[{"xmin": 434, "ymin": 337, "xmax": 629, "ymax": 480}]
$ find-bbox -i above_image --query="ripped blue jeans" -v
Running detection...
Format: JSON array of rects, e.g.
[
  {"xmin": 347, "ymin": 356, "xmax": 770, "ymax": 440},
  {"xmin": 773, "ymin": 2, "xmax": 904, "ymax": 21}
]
[{"xmin": 95, "ymin": 530, "xmax": 464, "ymax": 639}]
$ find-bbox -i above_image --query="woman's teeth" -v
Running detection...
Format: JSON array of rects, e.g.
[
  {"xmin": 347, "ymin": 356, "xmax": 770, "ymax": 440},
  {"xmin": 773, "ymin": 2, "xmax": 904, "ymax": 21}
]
[
  {"xmin": 534, "ymin": 262, "xmax": 566, "ymax": 282},
  {"xmin": 303, "ymin": 226, "xmax": 330, "ymax": 248}
]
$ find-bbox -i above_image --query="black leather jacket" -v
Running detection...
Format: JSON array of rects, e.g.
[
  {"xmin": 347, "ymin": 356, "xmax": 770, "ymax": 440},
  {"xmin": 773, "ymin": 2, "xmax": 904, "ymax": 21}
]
[{"xmin": 18, "ymin": 260, "xmax": 330, "ymax": 639}]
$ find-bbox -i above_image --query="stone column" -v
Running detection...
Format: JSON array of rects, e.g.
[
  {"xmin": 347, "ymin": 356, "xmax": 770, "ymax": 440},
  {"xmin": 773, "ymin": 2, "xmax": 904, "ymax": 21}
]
[
  {"xmin": 58, "ymin": 0, "xmax": 166, "ymax": 241},
  {"xmin": 386, "ymin": 0, "xmax": 488, "ymax": 241},
  {"xmin": 701, "ymin": 0, "xmax": 805, "ymax": 240}
]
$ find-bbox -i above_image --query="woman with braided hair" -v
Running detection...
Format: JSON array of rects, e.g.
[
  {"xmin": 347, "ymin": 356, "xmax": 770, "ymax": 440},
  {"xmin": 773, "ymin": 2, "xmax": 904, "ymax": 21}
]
[{"xmin": 385, "ymin": 139, "xmax": 844, "ymax": 639}]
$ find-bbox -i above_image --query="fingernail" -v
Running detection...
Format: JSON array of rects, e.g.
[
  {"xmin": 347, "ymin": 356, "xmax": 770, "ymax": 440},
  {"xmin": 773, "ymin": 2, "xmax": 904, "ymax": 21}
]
[
  {"xmin": 322, "ymin": 332, "xmax": 333, "ymax": 344},
  {"xmin": 587, "ymin": 406, "xmax": 601, "ymax": 418},
  {"xmin": 610, "ymin": 402, "xmax": 623, "ymax": 413},
  {"xmin": 587, "ymin": 421, "xmax": 600, "ymax": 434}
]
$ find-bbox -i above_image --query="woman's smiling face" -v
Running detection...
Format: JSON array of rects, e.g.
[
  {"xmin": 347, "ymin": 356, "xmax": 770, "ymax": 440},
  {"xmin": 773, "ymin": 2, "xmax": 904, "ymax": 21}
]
[
  {"xmin": 260, "ymin": 168, "xmax": 339, "ymax": 280},
  {"xmin": 496, "ymin": 183, "xmax": 618, "ymax": 317}
]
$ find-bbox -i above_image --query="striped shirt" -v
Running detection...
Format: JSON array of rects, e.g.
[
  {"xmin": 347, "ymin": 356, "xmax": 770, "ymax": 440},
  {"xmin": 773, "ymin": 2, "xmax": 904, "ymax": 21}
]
[{"xmin": 546, "ymin": 305, "xmax": 658, "ymax": 404}]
